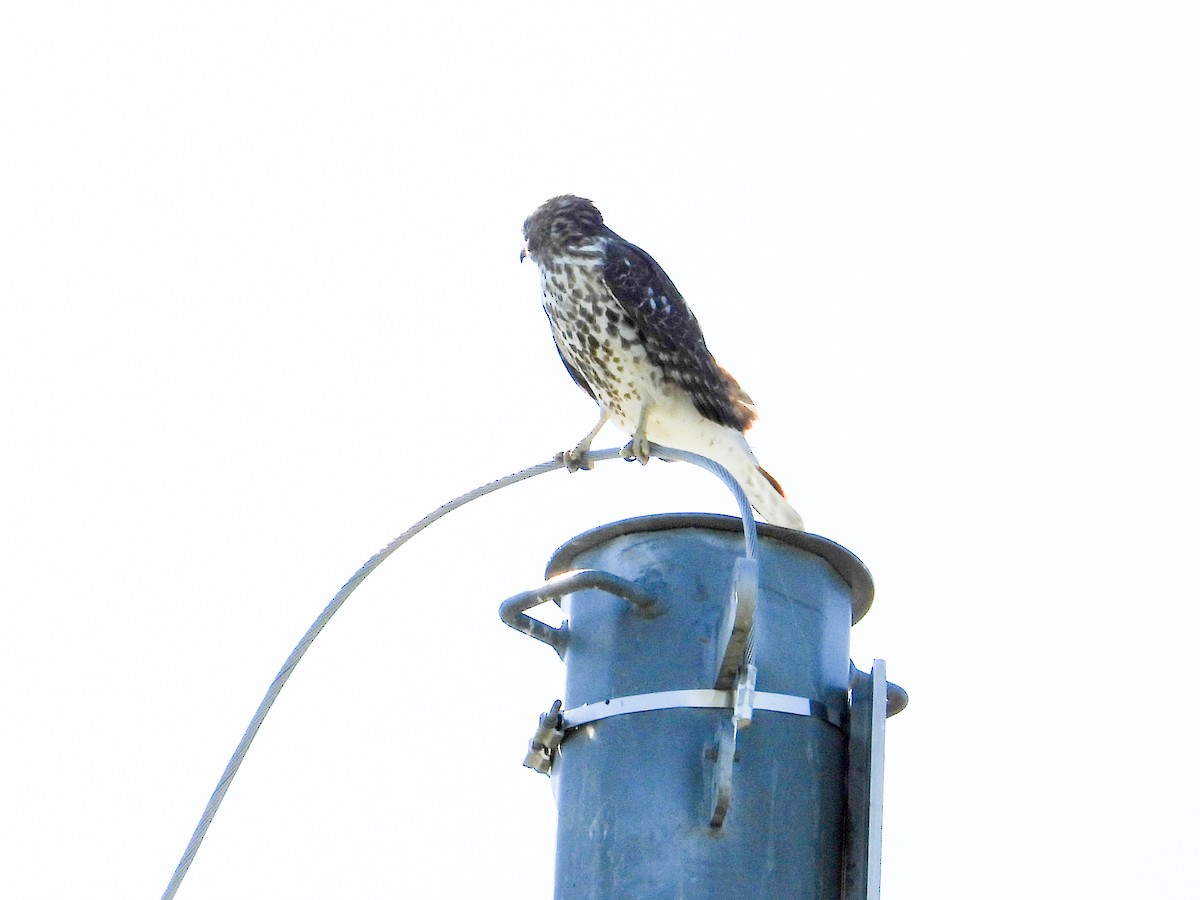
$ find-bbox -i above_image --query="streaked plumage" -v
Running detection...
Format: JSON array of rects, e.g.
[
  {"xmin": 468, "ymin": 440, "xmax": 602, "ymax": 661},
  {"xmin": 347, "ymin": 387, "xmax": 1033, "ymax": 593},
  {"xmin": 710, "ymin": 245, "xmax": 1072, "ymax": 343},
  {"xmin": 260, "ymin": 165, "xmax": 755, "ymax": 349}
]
[{"xmin": 521, "ymin": 195, "xmax": 804, "ymax": 530}]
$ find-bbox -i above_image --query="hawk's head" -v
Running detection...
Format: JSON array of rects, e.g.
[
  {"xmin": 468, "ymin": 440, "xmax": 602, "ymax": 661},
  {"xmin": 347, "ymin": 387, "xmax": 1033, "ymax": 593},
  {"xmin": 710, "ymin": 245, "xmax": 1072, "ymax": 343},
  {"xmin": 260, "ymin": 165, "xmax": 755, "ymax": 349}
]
[{"xmin": 521, "ymin": 195, "xmax": 604, "ymax": 264}]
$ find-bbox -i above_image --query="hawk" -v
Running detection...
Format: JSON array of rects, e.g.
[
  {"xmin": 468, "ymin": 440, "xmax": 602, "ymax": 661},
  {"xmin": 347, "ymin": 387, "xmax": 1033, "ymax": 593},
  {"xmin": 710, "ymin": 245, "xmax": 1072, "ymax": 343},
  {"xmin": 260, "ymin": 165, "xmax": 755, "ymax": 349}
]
[{"xmin": 521, "ymin": 195, "xmax": 805, "ymax": 530}]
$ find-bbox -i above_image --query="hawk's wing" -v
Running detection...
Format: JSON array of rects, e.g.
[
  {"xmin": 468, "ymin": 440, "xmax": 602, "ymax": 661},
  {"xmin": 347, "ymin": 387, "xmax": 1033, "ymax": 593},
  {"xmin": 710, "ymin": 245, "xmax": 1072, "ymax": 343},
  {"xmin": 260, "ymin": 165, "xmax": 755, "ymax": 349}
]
[{"xmin": 600, "ymin": 227, "xmax": 756, "ymax": 431}]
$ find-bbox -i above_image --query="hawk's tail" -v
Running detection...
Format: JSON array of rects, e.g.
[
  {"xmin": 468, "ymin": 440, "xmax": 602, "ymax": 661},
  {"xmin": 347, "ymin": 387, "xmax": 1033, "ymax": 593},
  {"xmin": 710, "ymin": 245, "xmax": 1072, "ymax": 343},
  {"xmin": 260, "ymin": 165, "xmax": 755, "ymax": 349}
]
[
  {"xmin": 675, "ymin": 427, "xmax": 806, "ymax": 530},
  {"xmin": 739, "ymin": 463, "xmax": 806, "ymax": 531}
]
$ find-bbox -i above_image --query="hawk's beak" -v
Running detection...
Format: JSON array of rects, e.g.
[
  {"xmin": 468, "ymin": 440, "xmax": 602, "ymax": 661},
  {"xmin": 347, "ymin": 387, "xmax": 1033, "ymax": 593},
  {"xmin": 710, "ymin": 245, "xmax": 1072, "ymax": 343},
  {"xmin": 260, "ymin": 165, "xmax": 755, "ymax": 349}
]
[{"xmin": 520, "ymin": 245, "xmax": 528, "ymax": 263}]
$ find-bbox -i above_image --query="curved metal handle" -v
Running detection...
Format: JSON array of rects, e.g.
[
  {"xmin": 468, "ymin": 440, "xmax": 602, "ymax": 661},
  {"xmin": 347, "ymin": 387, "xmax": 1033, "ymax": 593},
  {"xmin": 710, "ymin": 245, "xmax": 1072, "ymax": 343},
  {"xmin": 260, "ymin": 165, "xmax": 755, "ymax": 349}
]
[{"xmin": 499, "ymin": 568, "xmax": 664, "ymax": 658}]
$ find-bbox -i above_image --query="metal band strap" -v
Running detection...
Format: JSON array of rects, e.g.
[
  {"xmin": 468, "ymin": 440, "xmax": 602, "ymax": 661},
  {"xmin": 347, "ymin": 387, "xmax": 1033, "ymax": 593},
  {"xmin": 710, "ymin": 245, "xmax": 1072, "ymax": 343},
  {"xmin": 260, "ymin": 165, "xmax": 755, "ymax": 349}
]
[{"xmin": 561, "ymin": 689, "xmax": 843, "ymax": 730}]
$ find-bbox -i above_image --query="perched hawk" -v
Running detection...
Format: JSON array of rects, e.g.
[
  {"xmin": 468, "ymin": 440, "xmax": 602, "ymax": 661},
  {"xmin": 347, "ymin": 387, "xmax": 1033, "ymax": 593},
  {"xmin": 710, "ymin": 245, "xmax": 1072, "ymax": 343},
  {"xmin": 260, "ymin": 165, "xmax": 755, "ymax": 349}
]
[{"xmin": 521, "ymin": 195, "xmax": 805, "ymax": 530}]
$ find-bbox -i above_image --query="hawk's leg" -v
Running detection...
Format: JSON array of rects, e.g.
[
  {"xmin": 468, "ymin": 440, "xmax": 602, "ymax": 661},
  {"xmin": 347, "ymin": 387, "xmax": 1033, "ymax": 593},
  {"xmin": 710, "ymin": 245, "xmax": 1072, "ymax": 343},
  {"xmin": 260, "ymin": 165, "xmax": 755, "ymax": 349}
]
[
  {"xmin": 562, "ymin": 411, "xmax": 609, "ymax": 472},
  {"xmin": 623, "ymin": 403, "xmax": 653, "ymax": 466}
]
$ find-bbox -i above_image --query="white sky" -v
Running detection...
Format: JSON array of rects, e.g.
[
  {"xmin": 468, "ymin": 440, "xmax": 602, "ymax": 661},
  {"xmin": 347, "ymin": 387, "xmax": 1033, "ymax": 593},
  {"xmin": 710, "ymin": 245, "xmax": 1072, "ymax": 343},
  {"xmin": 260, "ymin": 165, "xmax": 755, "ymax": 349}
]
[{"xmin": 3, "ymin": 3, "xmax": 1197, "ymax": 898}]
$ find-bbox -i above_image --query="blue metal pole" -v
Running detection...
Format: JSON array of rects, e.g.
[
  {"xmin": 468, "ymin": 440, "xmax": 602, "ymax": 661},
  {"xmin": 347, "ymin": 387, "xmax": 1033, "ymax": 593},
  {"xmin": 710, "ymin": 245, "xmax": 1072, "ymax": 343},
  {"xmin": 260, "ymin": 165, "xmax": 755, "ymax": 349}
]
[{"xmin": 508, "ymin": 513, "xmax": 879, "ymax": 900}]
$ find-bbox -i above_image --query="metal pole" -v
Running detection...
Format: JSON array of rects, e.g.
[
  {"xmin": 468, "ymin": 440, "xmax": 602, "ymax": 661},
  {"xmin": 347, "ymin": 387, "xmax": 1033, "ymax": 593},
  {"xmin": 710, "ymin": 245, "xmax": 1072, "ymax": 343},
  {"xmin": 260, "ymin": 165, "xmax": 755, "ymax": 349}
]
[{"xmin": 502, "ymin": 514, "xmax": 903, "ymax": 900}]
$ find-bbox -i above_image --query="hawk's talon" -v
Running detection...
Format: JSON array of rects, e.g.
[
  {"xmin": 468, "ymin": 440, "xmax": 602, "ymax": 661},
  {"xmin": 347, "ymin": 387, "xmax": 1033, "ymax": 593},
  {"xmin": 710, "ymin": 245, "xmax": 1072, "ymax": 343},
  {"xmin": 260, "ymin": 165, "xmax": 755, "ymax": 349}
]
[
  {"xmin": 621, "ymin": 404, "xmax": 653, "ymax": 465},
  {"xmin": 561, "ymin": 446, "xmax": 594, "ymax": 472},
  {"xmin": 621, "ymin": 436, "xmax": 652, "ymax": 466},
  {"xmin": 562, "ymin": 412, "xmax": 608, "ymax": 473}
]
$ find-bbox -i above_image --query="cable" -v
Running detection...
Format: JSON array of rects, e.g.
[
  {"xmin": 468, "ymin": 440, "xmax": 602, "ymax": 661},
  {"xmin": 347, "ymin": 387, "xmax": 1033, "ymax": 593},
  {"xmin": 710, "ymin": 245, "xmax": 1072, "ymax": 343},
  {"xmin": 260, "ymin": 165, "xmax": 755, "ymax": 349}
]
[
  {"xmin": 160, "ymin": 443, "xmax": 755, "ymax": 899},
  {"xmin": 648, "ymin": 444, "xmax": 759, "ymax": 561}
]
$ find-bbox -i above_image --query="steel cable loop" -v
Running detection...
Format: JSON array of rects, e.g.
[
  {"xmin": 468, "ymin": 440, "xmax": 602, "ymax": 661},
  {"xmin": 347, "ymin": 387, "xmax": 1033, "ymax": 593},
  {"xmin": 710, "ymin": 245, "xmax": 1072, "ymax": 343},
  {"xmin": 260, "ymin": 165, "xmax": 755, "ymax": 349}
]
[{"xmin": 160, "ymin": 443, "xmax": 757, "ymax": 899}]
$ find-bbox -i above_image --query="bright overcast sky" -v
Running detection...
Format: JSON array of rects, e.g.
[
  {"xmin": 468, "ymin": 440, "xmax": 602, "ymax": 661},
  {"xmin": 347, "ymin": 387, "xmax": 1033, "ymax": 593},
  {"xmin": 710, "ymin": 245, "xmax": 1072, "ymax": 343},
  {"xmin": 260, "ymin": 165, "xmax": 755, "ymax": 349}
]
[{"xmin": 2, "ymin": 3, "xmax": 1197, "ymax": 899}]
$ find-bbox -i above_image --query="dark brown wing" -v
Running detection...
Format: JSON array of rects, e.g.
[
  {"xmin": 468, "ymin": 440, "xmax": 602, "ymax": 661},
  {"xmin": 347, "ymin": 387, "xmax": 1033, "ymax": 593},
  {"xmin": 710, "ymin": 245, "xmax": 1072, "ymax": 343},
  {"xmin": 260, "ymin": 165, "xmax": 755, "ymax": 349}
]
[{"xmin": 600, "ymin": 227, "xmax": 755, "ymax": 431}]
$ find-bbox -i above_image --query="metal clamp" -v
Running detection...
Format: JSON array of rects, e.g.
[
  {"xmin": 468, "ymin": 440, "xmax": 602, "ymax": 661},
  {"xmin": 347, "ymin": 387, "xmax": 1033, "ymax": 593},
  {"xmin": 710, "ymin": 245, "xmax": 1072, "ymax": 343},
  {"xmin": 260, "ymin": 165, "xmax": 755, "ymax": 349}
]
[
  {"xmin": 523, "ymin": 700, "xmax": 566, "ymax": 775},
  {"xmin": 523, "ymin": 682, "xmax": 842, "ymax": 781},
  {"xmin": 560, "ymin": 684, "xmax": 842, "ymax": 731},
  {"xmin": 499, "ymin": 569, "xmax": 664, "ymax": 658}
]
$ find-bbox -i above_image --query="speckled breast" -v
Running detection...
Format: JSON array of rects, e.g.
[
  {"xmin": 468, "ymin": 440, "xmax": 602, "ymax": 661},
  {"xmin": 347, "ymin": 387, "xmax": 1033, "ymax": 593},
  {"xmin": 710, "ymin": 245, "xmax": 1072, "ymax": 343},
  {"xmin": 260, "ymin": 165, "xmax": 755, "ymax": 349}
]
[{"xmin": 540, "ymin": 258, "xmax": 660, "ymax": 428}]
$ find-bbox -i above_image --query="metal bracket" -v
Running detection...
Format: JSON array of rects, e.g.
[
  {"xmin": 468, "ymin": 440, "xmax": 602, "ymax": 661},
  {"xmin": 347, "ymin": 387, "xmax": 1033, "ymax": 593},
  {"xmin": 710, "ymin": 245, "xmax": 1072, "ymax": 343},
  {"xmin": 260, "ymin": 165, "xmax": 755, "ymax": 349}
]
[
  {"xmin": 843, "ymin": 660, "xmax": 907, "ymax": 899},
  {"xmin": 707, "ymin": 663, "xmax": 757, "ymax": 827},
  {"xmin": 707, "ymin": 716, "xmax": 737, "ymax": 827},
  {"xmin": 499, "ymin": 568, "xmax": 664, "ymax": 658}
]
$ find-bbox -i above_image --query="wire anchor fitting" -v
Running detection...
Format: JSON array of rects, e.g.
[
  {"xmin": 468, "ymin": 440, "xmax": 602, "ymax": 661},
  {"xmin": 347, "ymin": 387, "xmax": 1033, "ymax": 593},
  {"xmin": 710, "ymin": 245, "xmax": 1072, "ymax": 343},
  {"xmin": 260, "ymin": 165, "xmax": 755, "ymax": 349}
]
[{"xmin": 714, "ymin": 557, "xmax": 758, "ymax": 690}]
